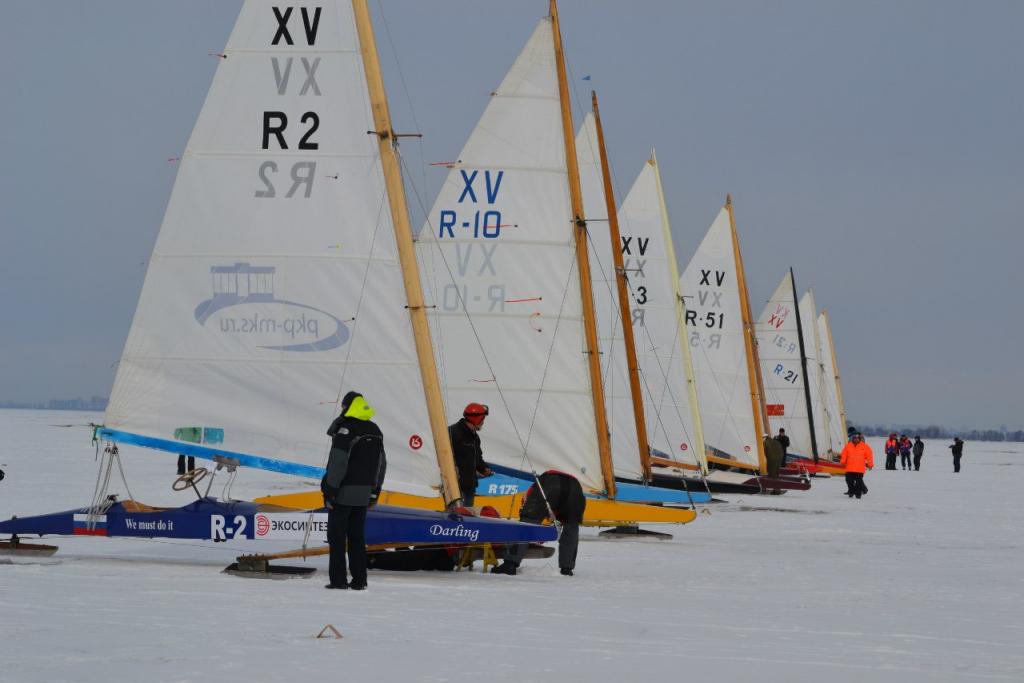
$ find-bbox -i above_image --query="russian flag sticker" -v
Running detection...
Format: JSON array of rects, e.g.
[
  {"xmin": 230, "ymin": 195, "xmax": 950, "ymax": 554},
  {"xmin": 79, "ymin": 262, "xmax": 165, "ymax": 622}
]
[{"xmin": 73, "ymin": 513, "xmax": 108, "ymax": 536}]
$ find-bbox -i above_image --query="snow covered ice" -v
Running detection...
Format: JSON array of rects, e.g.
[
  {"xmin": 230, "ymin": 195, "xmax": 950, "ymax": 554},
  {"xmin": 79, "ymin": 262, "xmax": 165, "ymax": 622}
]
[{"xmin": 1, "ymin": 410, "xmax": 1021, "ymax": 682}]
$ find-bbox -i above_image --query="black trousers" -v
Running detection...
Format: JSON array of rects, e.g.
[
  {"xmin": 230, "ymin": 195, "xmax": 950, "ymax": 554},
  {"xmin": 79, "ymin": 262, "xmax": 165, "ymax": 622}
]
[
  {"xmin": 327, "ymin": 505, "xmax": 368, "ymax": 586},
  {"xmin": 885, "ymin": 454, "xmax": 897, "ymax": 470},
  {"xmin": 900, "ymin": 452, "xmax": 911, "ymax": 469},
  {"xmin": 176, "ymin": 454, "xmax": 195, "ymax": 475},
  {"xmin": 507, "ymin": 518, "xmax": 580, "ymax": 571},
  {"xmin": 953, "ymin": 454, "xmax": 962, "ymax": 472},
  {"xmin": 845, "ymin": 472, "xmax": 867, "ymax": 498},
  {"xmin": 913, "ymin": 454, "xmax": 922, "ymax": 471}
]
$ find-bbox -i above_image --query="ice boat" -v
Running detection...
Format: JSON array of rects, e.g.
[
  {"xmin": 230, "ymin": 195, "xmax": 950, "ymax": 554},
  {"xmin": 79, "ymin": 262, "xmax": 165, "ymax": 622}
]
[
  {"xmin": 12, "ymin": 0, "xmax": 570, "ymax": 560},
  {"xmin": 0, "ymin": 498, "xmax": 554, "ymax": 549},
  {"xmin": 678, "ymin": 198, "xmax": 811, "ymax": 493}
]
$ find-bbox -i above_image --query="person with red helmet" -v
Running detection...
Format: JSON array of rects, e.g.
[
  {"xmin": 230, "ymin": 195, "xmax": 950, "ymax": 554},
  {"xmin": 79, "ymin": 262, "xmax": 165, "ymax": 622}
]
[{"xmin": 448, "ymin": 402, "xmax": 493, "ymax": 506}]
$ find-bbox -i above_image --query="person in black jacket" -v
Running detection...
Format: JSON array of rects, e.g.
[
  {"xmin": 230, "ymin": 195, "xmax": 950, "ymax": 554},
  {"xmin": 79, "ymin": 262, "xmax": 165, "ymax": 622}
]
[
  {"xmin": 949, "ymin": 437, "xmax": 964, "ymax": 473},
  {"xmin": 912, "ymin": 436, "xmax": 925, "ymax": 471},
  {"xmin": 492, "ymin": 470, "xmax": 586, "ymax": 577},
  {"xmin": 321, "ymin": 391, "xmax": 386, "ymax": 590},
  {"xmin": 775, "ymin": 428, "xmax": 790, "ymax": 466},
  {"xmin": 448, "ymin": 403, "xmax": 493, "ymax": 506}
]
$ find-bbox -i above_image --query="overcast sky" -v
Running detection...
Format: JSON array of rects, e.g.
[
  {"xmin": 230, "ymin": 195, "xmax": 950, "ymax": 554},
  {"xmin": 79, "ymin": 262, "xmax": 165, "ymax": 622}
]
[{"xmin": 2, "ymin": 1, "xmax": 1021, "ymax": 429}]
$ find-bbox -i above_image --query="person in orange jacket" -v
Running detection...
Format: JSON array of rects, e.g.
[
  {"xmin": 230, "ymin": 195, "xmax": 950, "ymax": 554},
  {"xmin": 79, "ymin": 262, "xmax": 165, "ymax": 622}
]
[
  {"xmin": 884, "ymin": 433, "xmax": 899, "ymax": 470},
  {"xmin": 840, "ymin": 430, "xmax": 874, "ymax": 499}
]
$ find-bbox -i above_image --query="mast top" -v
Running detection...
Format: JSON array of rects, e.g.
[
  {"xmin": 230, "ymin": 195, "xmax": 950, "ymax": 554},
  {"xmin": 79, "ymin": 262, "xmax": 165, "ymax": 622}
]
[{"xmin": 726, "ymin": 193, "xmax": 733, "ymax": 207}]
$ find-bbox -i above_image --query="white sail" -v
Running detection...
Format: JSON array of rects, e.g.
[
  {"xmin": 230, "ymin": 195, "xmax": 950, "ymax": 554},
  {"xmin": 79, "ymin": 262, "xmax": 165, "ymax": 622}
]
[
  {"xmin": 816, "ymin": 311, "xmax": 846, "ymax": 456},
  {"xmin": 575, "ymin": 114, "xmax": 642, "ymax": 479},
  {"xmin": 104, "ymin": 0, "xmax": 443, "ymax": 497},
  {"xmin": 798, "ymin": 290, "xmax": 827, "ymax": 457},
  {"xmin": 680, "ymin": 208, "xmax": 760, "ymax": 469},
  {"xmin": 417, "ymin": 18, "xmax": 605, "ymax": 492},
  {"xmin": 756, "ymin": 272, "xmax": 816, "ymax": 458},
  {"xmin": 617, "ymin": 156, "xmax": 707, "ymax": 473}
]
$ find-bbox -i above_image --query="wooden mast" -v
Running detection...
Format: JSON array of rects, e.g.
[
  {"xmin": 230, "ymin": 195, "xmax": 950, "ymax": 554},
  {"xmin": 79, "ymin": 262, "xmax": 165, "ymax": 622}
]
[
  {"xmin": 551, "ymin": 0, "xmax": 616, "ymax": 497},
  {"xmin": 591, "ymin": 91, "xmax": 652, "ymax": 481},
  {"xmin": 823, "ymin": 308, "xmax": 848, "ymax": 447},
  {"xmin": 651, "ymin": 151, "xmax": 706, "ymax": 473},
  {"xmin": 726, "ymin": 195, "xmax": 769, "ymax": 474},
  {"xmin": 353, "ymin": 0, "xmax": 461, "ymax": 506}
]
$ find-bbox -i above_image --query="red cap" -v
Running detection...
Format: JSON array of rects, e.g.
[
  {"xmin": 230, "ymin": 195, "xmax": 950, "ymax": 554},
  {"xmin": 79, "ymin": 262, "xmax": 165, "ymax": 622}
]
[{"xmin": 463, "ymin": 403, "xmax": 489, "ymax": 425}]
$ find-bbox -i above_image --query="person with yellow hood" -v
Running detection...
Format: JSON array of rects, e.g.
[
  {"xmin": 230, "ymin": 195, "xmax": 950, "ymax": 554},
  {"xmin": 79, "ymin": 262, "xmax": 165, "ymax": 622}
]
[{"xmin": 322, "ymin": 391, "xmax": 387, "ymax": 590}]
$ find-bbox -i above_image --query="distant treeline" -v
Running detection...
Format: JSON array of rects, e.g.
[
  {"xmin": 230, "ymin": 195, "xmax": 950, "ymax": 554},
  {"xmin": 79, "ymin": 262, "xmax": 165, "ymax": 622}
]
[
  {"xmin": 855, "ymin": 424, "xmax": 1024, "ymax": 442},
  {"xmin": 0, "ymin": 397, "xmax": 109, "ymax": 411}
]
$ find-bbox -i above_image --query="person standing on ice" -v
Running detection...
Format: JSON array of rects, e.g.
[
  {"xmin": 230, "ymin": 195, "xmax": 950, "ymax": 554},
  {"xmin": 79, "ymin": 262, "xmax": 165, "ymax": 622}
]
[
  {"xmin": 912, "ymin": 436, "xmax": 925, "ymax": 471},
  {"xmin": 899, "ymin": 435, "xmax": 913, "ymax": 470},
  {"xmin": 949, "ymin": 437, "xmax": 965, "ymax": 472},
  {"xmin": 764, "ymin": 433, "xmax": 784, "ymax": 478},
  {"xmin": 492, "ymin": 470, "xmax": 586, "ymax": 577},
  {"xmin": 840, "ymin": 431, "xmax": 873, "ymax": 498},
  {"xmin": 884, "ymin": 433, "xmax": 899, "ymax": 470},
  {"xmin": 321, "ymin": 391, "xmax": 387, "ymax": 590},
  {"xmin": 775, "ymin": 428, "xmax": 791, "ymax": 466},
  {"xmin": 448, "ymin": 403, "xmax": 493, "ymax": 507}
]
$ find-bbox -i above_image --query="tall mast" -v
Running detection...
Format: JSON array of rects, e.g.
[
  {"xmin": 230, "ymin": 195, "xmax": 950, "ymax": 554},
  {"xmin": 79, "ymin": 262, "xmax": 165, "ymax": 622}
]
[
  {"xmin": 808, "ymin": 292, "xmax": 833, "ymax": 454},
  {"xmin": 353, "ymin": 0, "xmax": 461, "ymax": 506},
  {"xmin": 651, "ymin": 151, "xmax": 707, "ymax": 474},
  {"xmin": 727, "ymin": 195, "xmax": 769, "ymax": 474},
  {"xmin": 790, "ymin": 269, "xmax": 819, "ymax": 461},
  {"xmin": 551, "ymin": 0, "xmax": 616, "ymax": 497},
  {"xmin": 591, "ymin": 91, "xmax": 651, "ymax": 481},
  {"xmin": 823, "ymin": 308, "xmax": 848, "ymax": 438}
]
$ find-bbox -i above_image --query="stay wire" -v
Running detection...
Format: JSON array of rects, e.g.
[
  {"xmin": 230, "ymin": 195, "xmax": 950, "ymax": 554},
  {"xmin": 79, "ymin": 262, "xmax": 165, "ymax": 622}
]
[
  {"xmin": 304, "ymin": 145, "xmax": 390, "ymax": 550},
  {"xmin": 578, "ymin": 176, "xmax": 706, "ymax": 503},
  {"xmin": 398, "ymin": 150, "xmax": 574, "ymax": 521},
  {"xmin": 567, "ymin": 53, "xmax": 706, "ymax": 500}
]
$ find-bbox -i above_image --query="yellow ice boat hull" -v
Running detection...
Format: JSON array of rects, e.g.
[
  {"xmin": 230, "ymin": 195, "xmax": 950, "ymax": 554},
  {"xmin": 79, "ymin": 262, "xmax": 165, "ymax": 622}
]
[{"xmin": 253, "ymin": 490, "xmax": 697, "ymax": 526}]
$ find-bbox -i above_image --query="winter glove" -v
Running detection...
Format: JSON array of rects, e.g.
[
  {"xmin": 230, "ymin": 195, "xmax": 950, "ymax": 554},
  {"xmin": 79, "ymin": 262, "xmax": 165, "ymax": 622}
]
[{"xmin": 368, "ymin": 493, "xmax": 379, "ymax": 508}]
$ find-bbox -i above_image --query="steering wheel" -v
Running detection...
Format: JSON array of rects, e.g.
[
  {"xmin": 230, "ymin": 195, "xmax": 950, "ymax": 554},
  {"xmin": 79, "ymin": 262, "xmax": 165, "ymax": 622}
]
[{"xmin": 172, "ymin": 467, "xmax": 210, "ymax": 491}]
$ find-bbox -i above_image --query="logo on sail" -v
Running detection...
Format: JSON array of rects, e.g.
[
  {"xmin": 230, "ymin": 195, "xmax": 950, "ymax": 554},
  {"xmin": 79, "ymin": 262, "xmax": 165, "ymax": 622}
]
[{"xmin": 194, "ymin": 263, "xmax": 349, "ymax": 352}]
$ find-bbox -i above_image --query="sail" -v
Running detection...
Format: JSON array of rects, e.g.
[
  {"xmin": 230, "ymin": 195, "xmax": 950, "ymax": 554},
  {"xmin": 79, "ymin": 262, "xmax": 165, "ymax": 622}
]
[
  {"xmin": 816, "ymin": 311, "xmax": 846, "ymax": 456},
  {"xmin": 798, "ymin": 290, "xmax": 827, "ymax": 456},
  {"xmin": 617, "ymin": 157, "xmax": 707, "ymax": 473},
  {"xmin": 756, "ymin": 272, "xmax": 815, "ymax": 458},
  {"xmin": 680, "ymin": 208, "xmax": 760, "ymax": 469},
  {"xmin": 104, "ymin": 0, "xmax": 443, "ymax": 497},
  {"xmin": 416, "ymin": 18, "xmax": 605, "ymax": 492},
  {"xmin": 574, "ymin": 113, "xmax": 642, "ymax": 479}
]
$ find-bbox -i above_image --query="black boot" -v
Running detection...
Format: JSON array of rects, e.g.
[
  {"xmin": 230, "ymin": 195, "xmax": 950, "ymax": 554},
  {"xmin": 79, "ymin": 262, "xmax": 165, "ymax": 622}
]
[
  {"xmin": 491, "ymin": 562, "xmax": 517, "ymax": 576},
  {"xmin": 560, "ymin": 568, "xmax": 573, "ymax": 576}
]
